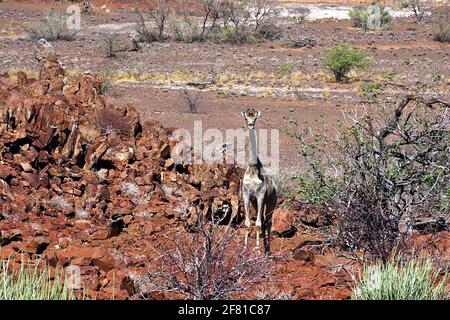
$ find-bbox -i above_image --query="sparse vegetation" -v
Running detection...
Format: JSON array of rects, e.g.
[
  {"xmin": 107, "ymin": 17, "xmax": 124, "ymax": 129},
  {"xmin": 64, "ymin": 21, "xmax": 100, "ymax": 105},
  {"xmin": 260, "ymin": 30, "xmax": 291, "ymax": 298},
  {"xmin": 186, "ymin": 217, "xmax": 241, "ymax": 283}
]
[
  {"xmin": 98, "ymin": 70, "xmax": 114, "ymax": 95},
  {"xmin": 0, "ymin": 257, "xmax": 76, "ymax": 300},
  {"xmin": 135, "ymin": 0, "xmax": 277, "ymax": 44},
  {"xmin": 276, "ymin": 63, "xmax": 296, "ymax": 77},
  {"xmin": 353, "ymin": 256, "xmax": 449, "ymax": 300},
  {"xmin": 181, "ymin": 89, "xmax": 201, "ymax": 113},
  {"xmin": 323, "ymin": 44, "xmax": 371, "ymax": 82},
  {"xmin": 141, "ymin": 219, "xmax": 275, "ymax": 300},
  {"xmin": 349, "ymin": 6, "xmax": 393, "ymax": 31},
  {"xmin": 171, "ymin": 20, "xmax": 204, "ymax": 43},
  {"xmin": 25, "ymin": 10, "xmax": 78, "ymax": 41},
  {"xmin": 94, "ymin": 108, "xmax": 133, "ymax": 136},
  {"xmin": 291, "ymin": 95, "xmax": 449, "ymax": 261},
  {"xmin": 256, "ymin": 20, "xmax": 284, "ymax": 40},
  {"xmin": 136, "ymin": 12, "xmax": 159, "ymax": 43},
  {"xmin": 434, "ymin": 19, "xmax": 450, "ymax": 43},
  {"xmin": 149, "ymin": 0, "xmax": 172, "ymax": 41},
  {"xmin": 409, "ymin": 0, "xmax": 428, "ymax": 22},
  {"xmin": 100, "ymin": 33, "xmax": 127, "ymax": 58}
]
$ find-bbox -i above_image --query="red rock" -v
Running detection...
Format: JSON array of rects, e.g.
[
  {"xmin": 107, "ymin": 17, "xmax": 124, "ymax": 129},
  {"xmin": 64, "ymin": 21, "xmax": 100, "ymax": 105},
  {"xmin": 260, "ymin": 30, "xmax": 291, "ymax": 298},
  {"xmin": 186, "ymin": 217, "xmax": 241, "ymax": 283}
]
[
  {"xmin": 293, "ymin": 249, "xmax": 315, "ymax": 262},
  {"xmin": 91, "ymin": 229, "xmax": 109, "ymax": 240},
  {"xmin": 99, "ymin": 288, "xmax": 129, "ymax": 300},
  {"xmin": 19, "ymin": 162, "xmax": 33, "ymax": 173},
  {"xmin": 20, "ymin": 172, "xmax": 40, "ymax": 189},
  {"xmin": 93, "ymin": 253, "xmax": 115, "ymax": 272},
  {"xmin": 0, "ymin": 164, "xmax": 16, "ymax": 179},
  {"xmin": 0, "ymin": 246, "xmax": 16, "ymax": 259},
  {"xmin": 0, "ymin": 229, "xmax": 22, "ymax": 246},
  {"xmin": 295, "ymin": 288, "xmax": 316, "ymax": 300},
  {"xmin": 83, "ymin": 274, "xmax": 100, "ymax": 291},
  {"xmin": 12, "ymin": 237, "xmax": 49, "ymax": 254},
  {"xmin": 0, "ymin": 54, "xmax": 248, "ymax": 300},
  {"xmin": 100, "ymin": 278, "xmax": 110, "ymax": 287},
  {"xmin": 72, "ymin": 256, "xmax": 93, "ymax": 266},
  {"xmin": 271, "ymin": 208, "xmax": 296, "ymax": 237}
]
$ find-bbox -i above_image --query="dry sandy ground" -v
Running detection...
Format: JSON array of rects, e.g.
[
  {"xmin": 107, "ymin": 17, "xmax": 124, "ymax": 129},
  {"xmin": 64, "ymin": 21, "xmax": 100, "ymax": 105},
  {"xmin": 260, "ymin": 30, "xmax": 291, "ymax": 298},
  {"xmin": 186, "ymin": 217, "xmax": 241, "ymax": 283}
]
[{"xmin": 0, "ymin": 0, "xmax": 449, "ymax": 172}]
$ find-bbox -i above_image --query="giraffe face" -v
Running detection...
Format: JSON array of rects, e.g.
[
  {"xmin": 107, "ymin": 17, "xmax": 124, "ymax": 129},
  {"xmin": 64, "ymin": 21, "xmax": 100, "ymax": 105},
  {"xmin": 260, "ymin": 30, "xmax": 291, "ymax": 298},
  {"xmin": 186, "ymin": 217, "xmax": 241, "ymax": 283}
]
[{"xmin": 241, "ymin": 109, "xmax": 261, "ymax": 129}]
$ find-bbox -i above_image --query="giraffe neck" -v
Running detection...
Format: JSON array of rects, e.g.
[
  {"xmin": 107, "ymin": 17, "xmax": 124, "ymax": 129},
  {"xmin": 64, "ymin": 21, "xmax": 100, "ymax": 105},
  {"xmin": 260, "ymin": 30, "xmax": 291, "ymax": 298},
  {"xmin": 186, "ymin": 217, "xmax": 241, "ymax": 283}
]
[{"xmin": 248, "ymin": 127, "xmax": 258, "ymax": 167}]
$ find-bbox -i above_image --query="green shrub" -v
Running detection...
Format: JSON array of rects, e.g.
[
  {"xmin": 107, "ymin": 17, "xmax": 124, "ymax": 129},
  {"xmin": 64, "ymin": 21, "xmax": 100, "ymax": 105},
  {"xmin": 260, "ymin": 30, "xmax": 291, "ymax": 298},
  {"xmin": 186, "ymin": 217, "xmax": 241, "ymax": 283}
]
[
  {"xmin": 100, "ymin": 33, "xmax": 128, "ymax": 58},
  {"xmin": 292, "ymin": 174, "xmax": 336, "ymax": 205},
  {"xmin": 349, "ymin": 8, "xmax": 368, "ymax": 29},
  {"xmin": 361, "ymin": 81, "xmax": 382, "ymax": 99},
  {"xmin": 323, "ymin": 44, "xmax": 371, "ymax": 82},
  {"xmin": 434, "ymin": 20, "xmax": 450, "ymax": 43},
  {"xmin": 349, "ymin": 6, "xmax": 393, "ymax": 31},
  {"xmin": 382, "ymin": 69, "xmax": 396, "ymax": 81},
  {"xmin": 25, "ymin": 10, "xmax": 78, "ymax": 41},
  {"xmin": 276, "ymin": 63, "xmax": 295, "ymax": 76},
  {"xmin": 0, "ymin": 257, "xmax": 76, "ymax": 300},
  {"xmin": 292, "ymin": 96, "xmax": 449, "ymax": 261},
  {"xmin": 135, "ymin": 13, "xmax": 160, "ymax": 43},
  {"xmin": 353, "ymin": 256, "xmax": 449, "ymax": 300},
  {"xmin": 211, "ymin": 25, "xmax": 253, "ymax": 44},
  {"xmin": 398, "ymin": 0, "xmax": 411, "ymax": 8},
  {"xmin": 256, "ymin": 21, "xmax": 284, "ymax": 40},
  {"xmin": 172, "ymin": 21, "xmax": 204, "ymax": 43}
]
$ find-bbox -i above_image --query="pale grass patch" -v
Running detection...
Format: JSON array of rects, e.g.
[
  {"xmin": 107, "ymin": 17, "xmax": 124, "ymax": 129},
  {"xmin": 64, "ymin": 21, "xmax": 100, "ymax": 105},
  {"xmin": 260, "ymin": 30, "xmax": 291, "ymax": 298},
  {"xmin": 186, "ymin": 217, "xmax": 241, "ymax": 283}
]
[
  {"xmin": 0, "ymin": 29, "xmax": 18, "ymax": 39},
  {"xmin": 313, "ymin": 71, "xmax": 335, "ymax": 83},
  {"xmin": 114, "ymin": 70, "xmax": 151, "ymax": 83},
  {"xmin": 322, "ymin": 86, "xmax": 331, "ymax": 99},
  {"xmin": 65, "ymin": 67, "xmax": 83, "ymax": 77},
  {"xmin": 7, "ymin": 68, "xmax": 39, "ymax": 83}
]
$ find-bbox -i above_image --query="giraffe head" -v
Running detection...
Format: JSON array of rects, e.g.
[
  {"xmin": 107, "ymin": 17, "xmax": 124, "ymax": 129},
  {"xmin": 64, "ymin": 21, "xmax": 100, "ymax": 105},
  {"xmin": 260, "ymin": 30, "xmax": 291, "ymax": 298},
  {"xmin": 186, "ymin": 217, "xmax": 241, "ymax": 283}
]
[{"xmin": 241, "ymin": 108, "xmax": 261, "ymax": 129}]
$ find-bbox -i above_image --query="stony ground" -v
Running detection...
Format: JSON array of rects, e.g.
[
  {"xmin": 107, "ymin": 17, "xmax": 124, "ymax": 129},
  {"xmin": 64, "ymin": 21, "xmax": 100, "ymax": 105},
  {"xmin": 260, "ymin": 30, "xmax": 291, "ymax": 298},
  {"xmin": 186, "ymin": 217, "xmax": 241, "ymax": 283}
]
[{"xmin": 0, "ymin": 0, "xmax": 449, "ymax": 300}]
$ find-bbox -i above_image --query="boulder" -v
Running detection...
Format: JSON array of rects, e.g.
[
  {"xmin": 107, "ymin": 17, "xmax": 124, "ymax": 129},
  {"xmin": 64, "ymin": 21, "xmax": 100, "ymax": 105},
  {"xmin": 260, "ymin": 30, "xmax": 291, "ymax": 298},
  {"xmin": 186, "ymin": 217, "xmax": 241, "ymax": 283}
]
[{"xmin": 271, "ymin": 208, "xmax": 296, "ymax": 237}]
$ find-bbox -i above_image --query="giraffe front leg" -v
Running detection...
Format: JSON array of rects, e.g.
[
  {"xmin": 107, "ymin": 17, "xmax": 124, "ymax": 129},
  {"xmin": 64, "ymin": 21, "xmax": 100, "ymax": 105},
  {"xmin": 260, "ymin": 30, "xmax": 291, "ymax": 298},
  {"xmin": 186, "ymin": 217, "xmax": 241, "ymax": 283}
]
[
  {"xmin": 255, "ymin": 196, "xmax": 264, "ymax": 251},
  {"xmin": 243, "ymin": 194, "xmax": 251, "ymax": 247}
]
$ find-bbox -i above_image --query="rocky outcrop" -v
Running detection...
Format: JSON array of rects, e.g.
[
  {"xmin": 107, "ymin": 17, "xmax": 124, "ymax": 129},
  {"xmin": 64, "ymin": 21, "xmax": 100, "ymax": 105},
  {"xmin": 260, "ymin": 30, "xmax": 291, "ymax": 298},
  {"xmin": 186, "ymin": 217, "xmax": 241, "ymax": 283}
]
[{"xmin": 0, "ymin": 54, "xmax": 243, "ymax": 299}]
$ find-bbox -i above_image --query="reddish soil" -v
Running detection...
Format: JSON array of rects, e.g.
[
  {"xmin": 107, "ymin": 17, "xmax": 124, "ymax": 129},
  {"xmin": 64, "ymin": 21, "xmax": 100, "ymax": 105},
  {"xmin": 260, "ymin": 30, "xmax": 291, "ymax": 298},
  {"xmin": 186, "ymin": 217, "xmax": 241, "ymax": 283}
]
[{"xmin": 0, "ymin": 0, "xmax": 449, "ymax": 300}]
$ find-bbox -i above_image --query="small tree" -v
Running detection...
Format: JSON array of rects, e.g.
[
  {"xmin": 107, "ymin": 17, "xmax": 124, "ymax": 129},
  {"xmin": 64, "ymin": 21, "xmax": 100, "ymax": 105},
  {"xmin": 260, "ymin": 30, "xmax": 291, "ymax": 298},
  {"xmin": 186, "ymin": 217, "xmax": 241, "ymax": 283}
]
[
  {"xmin": 409, "ymin": 0, "xmax": 428, "ymax": 22},
  {"xmin": 200, "ymin": 0, "xmax": 224, "ymax": 37},
  {"xmin": 142, "ymin": 219, "xmax": 275, "ymax": 300},
  {"xmin": 136, "ymin": 0, "xmax": 172, "ymax": 42},
  {"xmin": 216, "ymin": 0, "xmax": 254, "ymax": 44},
  {"xmin": 151, "ymin": 0, "xmax": 172, "ymax": 41},
  {"xmin": 100, "ymin": 33, "xmax": 126, "ymax": 58},
  {"xmin": 250, "ymin": 0, "xmax": 275, "ymax": 31},
  {"xmin": 324, "ymin": 44, "xmax": 371, "ymax": 82},
  {"xmin": 25, "ymin": 10, "xmax": 78, "ymax": 41},
  {"xmin": 292, "ymin": 95, "xmax": 450, "ymax": 262},
  {"xmin": 181, "ymin": 89, "xmax": 201, "ymax": 113}
]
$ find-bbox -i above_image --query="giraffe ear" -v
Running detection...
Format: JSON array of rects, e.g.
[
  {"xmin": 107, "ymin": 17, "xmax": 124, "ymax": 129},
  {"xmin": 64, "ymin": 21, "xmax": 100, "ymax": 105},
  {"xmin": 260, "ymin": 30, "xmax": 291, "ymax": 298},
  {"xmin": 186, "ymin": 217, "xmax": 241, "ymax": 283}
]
[
  {"xmin": 241, "ymin": 112, "xmax": 246, "ymax": 117},
  {"xmin": 256, "ymin": 111, "xmax": 261, "ymax": 118}
]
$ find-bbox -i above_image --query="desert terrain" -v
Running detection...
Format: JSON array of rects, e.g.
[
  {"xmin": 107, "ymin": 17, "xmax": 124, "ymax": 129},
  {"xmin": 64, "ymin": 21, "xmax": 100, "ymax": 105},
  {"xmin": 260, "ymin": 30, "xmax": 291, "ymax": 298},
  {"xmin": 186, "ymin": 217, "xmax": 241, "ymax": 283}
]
[{"xmin": 0, "ymin": 0, "xmax": 449, "ymax": 301}]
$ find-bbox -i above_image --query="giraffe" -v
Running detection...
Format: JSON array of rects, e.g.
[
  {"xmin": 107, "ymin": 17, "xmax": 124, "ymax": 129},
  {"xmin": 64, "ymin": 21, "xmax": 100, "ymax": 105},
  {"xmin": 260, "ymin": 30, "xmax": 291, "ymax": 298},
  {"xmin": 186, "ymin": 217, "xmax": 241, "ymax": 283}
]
[{"xmin": 240, "ymin": 108, "xmax": 277, "ymax": 254}]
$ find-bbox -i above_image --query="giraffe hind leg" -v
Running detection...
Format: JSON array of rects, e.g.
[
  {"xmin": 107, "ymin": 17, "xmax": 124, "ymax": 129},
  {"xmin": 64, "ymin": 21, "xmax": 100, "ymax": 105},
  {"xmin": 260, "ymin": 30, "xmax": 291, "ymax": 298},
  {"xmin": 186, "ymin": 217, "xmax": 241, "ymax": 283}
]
[{"xmin": 243, "ymin": 194, "xmax": 251, "ymax": 247}]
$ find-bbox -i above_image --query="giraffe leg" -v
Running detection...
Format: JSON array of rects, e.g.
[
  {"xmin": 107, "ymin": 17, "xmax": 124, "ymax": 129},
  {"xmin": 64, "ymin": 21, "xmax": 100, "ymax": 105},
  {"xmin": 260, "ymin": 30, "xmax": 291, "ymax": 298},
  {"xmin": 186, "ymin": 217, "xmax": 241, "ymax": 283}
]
[
  {"xmin": 243, "ymin": 194, "xmax": 251, "ymax": 247},
  {"xmin": 255, "ymin": 196, "xmax": 264, "ymax": 251}
]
